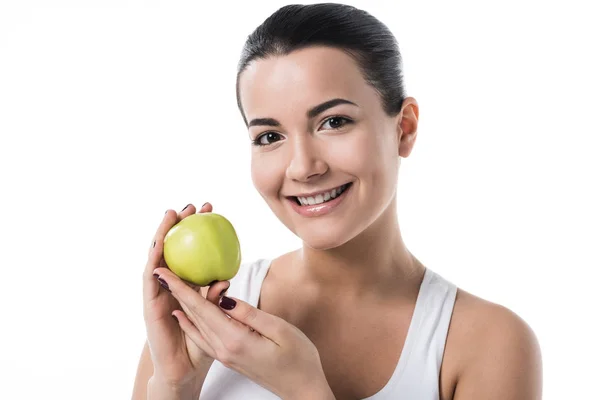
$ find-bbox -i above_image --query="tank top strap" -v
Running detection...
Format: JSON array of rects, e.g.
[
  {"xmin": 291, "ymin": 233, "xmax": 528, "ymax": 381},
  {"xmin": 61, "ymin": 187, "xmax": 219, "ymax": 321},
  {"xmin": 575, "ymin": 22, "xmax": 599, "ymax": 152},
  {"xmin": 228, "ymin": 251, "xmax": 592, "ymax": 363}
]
[
  {"xmin": 227, "ymin": 258, "xmax": 272, "ymax": 306},
  {"xmin": 429, "ymin": 270, "xmax": 458, "ymax": 368},
  {"xmin": 394, "ymin": 268, "xmax": 458, "ymax": 393},
  {"xmin": 412, "ymin": 268, "xmax": 458, "ymax": 370}
]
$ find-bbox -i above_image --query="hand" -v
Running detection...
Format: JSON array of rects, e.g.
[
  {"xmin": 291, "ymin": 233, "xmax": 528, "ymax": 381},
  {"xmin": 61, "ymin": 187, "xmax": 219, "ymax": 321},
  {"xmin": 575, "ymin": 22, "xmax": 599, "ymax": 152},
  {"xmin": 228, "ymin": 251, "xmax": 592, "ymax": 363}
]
[
  {"xmin": 143, "ymin": 202, "xmax": 231, "ymax": 388},
  {"xmin": 153, "ymin": 268, "xmax": 335, "ymax": 400}
]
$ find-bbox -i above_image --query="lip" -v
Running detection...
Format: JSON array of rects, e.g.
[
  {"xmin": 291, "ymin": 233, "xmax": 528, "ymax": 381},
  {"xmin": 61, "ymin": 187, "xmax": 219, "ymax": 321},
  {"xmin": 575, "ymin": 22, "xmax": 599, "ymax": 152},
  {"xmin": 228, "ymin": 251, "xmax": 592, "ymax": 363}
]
[
  {"xmin": 287, "ymin": 182, "xmax": 353, "ymax": 218},
  {"xmin": 287, "ymin": 183, "xmax": 349, "ymax": 199}
]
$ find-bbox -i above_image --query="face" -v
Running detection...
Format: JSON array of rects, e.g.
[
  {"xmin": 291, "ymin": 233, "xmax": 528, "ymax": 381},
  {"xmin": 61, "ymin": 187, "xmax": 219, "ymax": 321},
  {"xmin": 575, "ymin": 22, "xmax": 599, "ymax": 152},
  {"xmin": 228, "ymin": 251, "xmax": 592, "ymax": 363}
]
[{"xmin": 238, "ymin": 46, "xmax": 418, "ymax": 250}]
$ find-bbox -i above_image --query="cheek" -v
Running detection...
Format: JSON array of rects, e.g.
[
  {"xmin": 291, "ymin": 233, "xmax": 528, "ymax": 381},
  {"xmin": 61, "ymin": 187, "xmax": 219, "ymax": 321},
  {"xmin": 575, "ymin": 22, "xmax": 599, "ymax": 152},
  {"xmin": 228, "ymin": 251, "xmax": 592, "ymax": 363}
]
[
  {"xmin": 333, "ymin": 128, "xmax": 386, "ymax": 175},
  {"xmin": 345, "ymin": 127, "xmax": 398, "ymax": 188},
  {"xmin": 251, "ymin": 153, "xmax": 283, "ymax": 197}
]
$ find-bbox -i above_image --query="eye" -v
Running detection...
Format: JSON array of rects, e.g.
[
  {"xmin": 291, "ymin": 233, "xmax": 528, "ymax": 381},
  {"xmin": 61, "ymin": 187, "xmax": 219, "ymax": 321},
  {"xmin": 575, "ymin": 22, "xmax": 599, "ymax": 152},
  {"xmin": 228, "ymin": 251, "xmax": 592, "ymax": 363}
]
[
  {"xmin": 320, "ymin": 116, "xmax": 352, "ymax": 130},
  {"xmin": 252, "ymin": 132, "xmax": 284, "ymax": 147}
]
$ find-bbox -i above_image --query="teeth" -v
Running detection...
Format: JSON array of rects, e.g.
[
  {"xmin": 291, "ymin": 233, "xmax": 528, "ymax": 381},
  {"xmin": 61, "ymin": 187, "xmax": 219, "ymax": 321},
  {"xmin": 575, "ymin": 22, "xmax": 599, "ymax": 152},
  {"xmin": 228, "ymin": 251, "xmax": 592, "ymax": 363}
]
[{"xmin": 296, "ymin": 184, "xmax": 348, "ymax": 206}]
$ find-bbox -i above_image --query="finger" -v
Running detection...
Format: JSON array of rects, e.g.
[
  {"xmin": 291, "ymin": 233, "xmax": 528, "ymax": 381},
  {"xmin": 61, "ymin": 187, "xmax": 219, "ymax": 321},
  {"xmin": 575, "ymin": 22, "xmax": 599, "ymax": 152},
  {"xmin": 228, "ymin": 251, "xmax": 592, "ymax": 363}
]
[
  {"xmin": 187, "ymin": 279, "xmax": 229, "ymax": 298},
  {"xmin": 143, "ymin": 211, "xmax": 178, "ymax": 302},
  {"xmin": 199, "ymin": 202, "xmax": 213, "ymax": 213},
  {"xmin": 143, "ymin": 203, "xmax": 196, "ymax": 303},
  {"xmin": 178, "ymin": 281, "xmax": 230, "ymax": 346},
  {"xmin": 188, "ymin": 280, "xmax": 229, "ymax": 308},
  {"xmin": 177, "ymin": 203, "xmax": 197, "ymax": 221},
  {"xmin": 182, "ymin": 274, "xmax": 229, "ymax": 303},
  {"xmin": 154, "ymin": 267, "xmax": 232, "ymax": 339},
  {"xmin": 148, "ymin": 203, "xmax": 197, "ymax": 256},
  {"xmin": 155, "ymin": 272, "xmax": 218, "ymax": 343},
  {"xmin": 206, "ymin": 281, "xmax": 230, "ymax": 305},
  {"xmin": 172, "ymin": 311, "xmax": 217, "ymax": 359},
  {"xmin": 217, "ymin": 296, "xmax": 285, "ymax": 344}
]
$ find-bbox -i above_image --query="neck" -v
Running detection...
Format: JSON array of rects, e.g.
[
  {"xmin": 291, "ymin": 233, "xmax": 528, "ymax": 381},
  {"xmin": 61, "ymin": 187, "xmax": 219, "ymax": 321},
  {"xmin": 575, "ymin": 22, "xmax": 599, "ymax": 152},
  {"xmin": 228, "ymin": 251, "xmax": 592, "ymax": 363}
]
[{"xmin": 294, "ymin": 195, "xmax": 423, "ymax": 297}]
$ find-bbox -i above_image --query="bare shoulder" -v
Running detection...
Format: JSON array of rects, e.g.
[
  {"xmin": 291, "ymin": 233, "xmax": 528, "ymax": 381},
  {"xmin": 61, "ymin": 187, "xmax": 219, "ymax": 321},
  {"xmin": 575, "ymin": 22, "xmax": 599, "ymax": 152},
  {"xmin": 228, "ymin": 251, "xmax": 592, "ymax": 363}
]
[{"xmin": 442, "ymin": 288, "xmax": 543, "ymax": 400}]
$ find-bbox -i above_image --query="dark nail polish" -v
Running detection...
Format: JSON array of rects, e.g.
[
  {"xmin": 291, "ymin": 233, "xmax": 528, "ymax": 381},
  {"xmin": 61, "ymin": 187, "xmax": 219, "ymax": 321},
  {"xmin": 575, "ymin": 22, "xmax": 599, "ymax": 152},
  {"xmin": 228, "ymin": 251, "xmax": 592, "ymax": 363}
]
[
  {"xmin": 157, "ymin": 276, "xmax": 171, "ymax": 292},
  {"xmin": 181, "ymin": 204, "xmax": 191, "ymax": 212},
  {"xmin": 219, "ymin": 296, "xmax": 236, "ymax": 310},
  {"xmin": 219, "ymin": 287, "xmax": 228, "ymax": 297},
  {"xmin": 153, "ymin": 273, "xmax": 159, "ymax": 279},
  {"xmin": 152, "ymin": 240, "xmax": 156, "ymax": 248},
  {"xmin": 172, "ymin": 314, "xmax": 178, "ymax": 322},
  {"xmin": 165, "ymin": 210, "xmax": 169, "ymax": 215},
  {"xmin": 202, "ymin": 202, "xmax": 208, "ymax": 208}
]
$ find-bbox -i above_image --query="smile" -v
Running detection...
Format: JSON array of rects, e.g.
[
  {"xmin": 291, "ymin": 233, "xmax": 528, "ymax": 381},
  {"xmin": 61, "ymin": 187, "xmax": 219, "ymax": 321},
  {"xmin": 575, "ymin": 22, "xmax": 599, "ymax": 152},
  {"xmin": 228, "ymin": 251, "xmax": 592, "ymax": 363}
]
[
  {"xmin": 286, "ymin": 182, "xmax": 353, "ymax": 217},
  {"xmin": 293, "ymin": 183, "xmax": 351, "ymax": 206}
]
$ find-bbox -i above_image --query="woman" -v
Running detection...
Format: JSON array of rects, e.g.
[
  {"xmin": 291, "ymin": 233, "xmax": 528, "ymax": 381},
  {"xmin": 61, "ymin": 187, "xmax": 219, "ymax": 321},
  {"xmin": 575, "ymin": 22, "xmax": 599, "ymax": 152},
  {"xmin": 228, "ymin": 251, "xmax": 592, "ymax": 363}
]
[{"xmin": 133, "ymin": 3, "xmax": 542, "ymax": 399}]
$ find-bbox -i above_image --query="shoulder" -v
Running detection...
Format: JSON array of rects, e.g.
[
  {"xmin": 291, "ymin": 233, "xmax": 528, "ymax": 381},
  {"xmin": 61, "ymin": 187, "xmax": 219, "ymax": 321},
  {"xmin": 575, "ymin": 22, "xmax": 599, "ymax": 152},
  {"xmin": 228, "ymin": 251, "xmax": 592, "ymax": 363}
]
[{"xmin": 445, "ymin": 288, "xmax": 543, "ymax": 399}]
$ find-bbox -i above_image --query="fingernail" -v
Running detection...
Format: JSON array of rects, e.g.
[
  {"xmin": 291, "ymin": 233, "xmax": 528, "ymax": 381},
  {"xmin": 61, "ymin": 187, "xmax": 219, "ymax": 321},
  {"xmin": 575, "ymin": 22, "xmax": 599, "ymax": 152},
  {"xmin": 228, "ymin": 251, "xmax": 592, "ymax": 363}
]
[
  {"xmin": 172, "ymin": 314, "xmax": 178, "ymax": 323},
  {"xmin": 202, "ymin": 202, "xmax": 208, "ymax": 208},
  {"xmin": 165, "ymin": 210, "xmax": 169, "ymax": 215},
  {"xmin": 219, "ymin": 287, "xmax": 229, "ymax": 297},
  {"xmin": 152, "ymin": 240, "xmax": 156, "ymax": 248},
  {"xmin": 156, "ymin": 276, "xmax": 171, "ymax": 292},
  {"xmin": 181, "ymin": 204, "xmax": 191, "ymax": 212},
  {"xmin": 219, "ymin": 296, "xmax": 236, "ymax": 310}
]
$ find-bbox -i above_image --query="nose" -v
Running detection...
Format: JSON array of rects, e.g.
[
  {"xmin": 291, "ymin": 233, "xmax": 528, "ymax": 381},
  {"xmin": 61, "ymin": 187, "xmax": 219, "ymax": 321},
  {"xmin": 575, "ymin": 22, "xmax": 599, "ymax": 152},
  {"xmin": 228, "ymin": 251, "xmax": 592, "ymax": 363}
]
[{"xmin": 285, "ymin": 135, "xmax": 328, "ymax": 182}]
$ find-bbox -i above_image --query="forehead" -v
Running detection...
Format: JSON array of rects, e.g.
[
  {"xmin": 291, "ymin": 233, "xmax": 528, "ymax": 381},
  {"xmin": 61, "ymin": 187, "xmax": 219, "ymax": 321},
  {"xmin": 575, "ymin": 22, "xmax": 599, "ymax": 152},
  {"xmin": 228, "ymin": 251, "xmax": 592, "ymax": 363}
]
[{"xmin": 238, "ymin": 46, "xmax": 370, "ymax": 120}]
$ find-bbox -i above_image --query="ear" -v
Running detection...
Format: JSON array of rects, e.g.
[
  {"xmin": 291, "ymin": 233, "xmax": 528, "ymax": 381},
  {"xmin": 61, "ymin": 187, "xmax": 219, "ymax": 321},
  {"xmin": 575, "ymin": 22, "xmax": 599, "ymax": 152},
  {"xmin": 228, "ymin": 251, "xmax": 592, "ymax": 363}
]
[{"xmin": 396, "ymin": 97, "xmax": 419, "ymax": 158}]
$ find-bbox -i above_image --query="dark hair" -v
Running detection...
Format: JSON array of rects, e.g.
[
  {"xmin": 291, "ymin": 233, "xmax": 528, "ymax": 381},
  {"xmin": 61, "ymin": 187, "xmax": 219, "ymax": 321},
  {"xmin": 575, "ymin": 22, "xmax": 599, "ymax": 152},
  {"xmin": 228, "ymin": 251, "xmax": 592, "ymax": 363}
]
[{"xmin": 235, "ymin": 3, "xmax": 407, "ymax": 126}]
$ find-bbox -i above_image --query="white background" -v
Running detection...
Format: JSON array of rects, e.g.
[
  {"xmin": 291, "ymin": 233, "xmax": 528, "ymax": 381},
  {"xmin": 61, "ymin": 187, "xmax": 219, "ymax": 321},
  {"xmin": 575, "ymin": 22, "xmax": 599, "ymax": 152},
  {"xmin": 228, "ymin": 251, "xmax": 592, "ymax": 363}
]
[{"xmin": 1, "ymin": 0, "xmax": 598, "ymax": 398}]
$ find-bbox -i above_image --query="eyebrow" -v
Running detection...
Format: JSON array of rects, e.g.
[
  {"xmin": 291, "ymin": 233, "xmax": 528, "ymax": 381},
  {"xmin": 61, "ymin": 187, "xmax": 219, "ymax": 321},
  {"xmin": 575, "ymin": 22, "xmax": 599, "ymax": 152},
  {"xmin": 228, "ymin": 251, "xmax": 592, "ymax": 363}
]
[{"xmin": 247, "ymin": 98, "xmax": 358, "ymax": 128}]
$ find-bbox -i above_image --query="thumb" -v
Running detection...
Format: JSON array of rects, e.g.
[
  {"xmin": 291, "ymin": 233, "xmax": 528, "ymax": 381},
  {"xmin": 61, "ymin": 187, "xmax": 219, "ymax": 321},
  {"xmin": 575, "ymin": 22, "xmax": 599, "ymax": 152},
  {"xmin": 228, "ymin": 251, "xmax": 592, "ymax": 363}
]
[{"xmin": 218, "ymin": 296, "xmax": 284, "ymax": 342}]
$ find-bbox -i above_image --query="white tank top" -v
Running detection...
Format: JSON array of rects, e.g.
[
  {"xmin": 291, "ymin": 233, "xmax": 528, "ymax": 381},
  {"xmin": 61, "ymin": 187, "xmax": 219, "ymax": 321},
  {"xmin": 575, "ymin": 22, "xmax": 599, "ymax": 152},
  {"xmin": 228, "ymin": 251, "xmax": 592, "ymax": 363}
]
[{"xmin": 200, "ymin": 258, "xmax": 457, "ymax": 400}]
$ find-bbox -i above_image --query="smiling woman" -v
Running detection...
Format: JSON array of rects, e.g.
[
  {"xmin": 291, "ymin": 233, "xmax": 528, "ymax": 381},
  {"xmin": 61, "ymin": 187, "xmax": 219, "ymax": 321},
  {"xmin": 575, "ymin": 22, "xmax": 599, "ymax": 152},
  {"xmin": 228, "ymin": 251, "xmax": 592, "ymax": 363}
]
[{"xmin": 133, "ymin": 3, "xmax": 542, "ymax": 400}]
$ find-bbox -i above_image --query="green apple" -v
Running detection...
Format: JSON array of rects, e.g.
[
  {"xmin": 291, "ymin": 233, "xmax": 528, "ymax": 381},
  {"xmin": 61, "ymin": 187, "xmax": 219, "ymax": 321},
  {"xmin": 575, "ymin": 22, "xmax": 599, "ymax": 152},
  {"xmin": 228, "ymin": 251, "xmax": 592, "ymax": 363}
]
[{"xmin": 163, "ymin": 212, "xmax": 241, "ymax": 286}]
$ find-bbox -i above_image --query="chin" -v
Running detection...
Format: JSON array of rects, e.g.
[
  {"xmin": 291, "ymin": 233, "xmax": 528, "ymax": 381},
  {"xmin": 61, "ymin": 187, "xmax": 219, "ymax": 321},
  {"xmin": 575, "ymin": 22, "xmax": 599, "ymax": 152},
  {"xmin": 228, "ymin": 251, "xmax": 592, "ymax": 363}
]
[
  {"xmin": 293, "ymin": 222, "xmax": 360, "ymax": 250},
  {"xmin": 271, "ymin": 209, "xmax": 352, "ymax": 250},
  {"xmin": 301, "ymin": 235, "xmax": 346, "ymax": 251}
]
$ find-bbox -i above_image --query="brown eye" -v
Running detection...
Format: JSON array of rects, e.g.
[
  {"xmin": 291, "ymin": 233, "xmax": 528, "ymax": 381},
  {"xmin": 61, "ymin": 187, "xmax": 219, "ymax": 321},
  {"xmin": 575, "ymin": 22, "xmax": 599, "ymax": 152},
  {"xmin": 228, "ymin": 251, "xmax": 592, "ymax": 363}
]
[
  {"xmin": 253, "ymin": 132, "xmax": 283, "ymax": 147},
  {"xmin": 321, "ymin": 116, "xmax": 351, "ymax": 130}
]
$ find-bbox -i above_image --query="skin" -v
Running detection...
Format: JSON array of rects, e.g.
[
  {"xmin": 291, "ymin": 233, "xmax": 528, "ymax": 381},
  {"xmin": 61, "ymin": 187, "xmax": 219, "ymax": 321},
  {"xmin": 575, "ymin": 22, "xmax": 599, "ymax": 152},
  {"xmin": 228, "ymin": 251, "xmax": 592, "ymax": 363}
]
[{"xmin": 235, "ymin": 46, "xmax": 543, "ymax": 399}]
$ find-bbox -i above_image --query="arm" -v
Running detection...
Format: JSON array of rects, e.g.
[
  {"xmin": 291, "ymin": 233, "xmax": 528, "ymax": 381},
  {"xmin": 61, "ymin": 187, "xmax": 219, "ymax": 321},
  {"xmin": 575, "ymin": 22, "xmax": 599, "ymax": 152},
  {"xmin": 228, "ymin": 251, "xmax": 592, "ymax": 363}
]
[
  {"xmin": 146, "ymin": 374, "xmax": 203, "ymax": 400},
  {"xmin": 132, "ymin": 289, "xmax": 211, "ymax": 400},
  {"xmin": 293, "ymin": 384, "xmax": 336, "ymax": 400},
  {"xmin": 289, "ymin": 373, "xmax": 336, "ymax": 400},
  {"xmin": 131, "ymin": 341, "xmax": 155, "ymax": 400},
  {"xmin": 453, "ymin": 305, "xmax": 543, "ymax": 399},
  {"xmin": 132, "ymin": 340, "xmax": 208, "ymax": 400}
]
